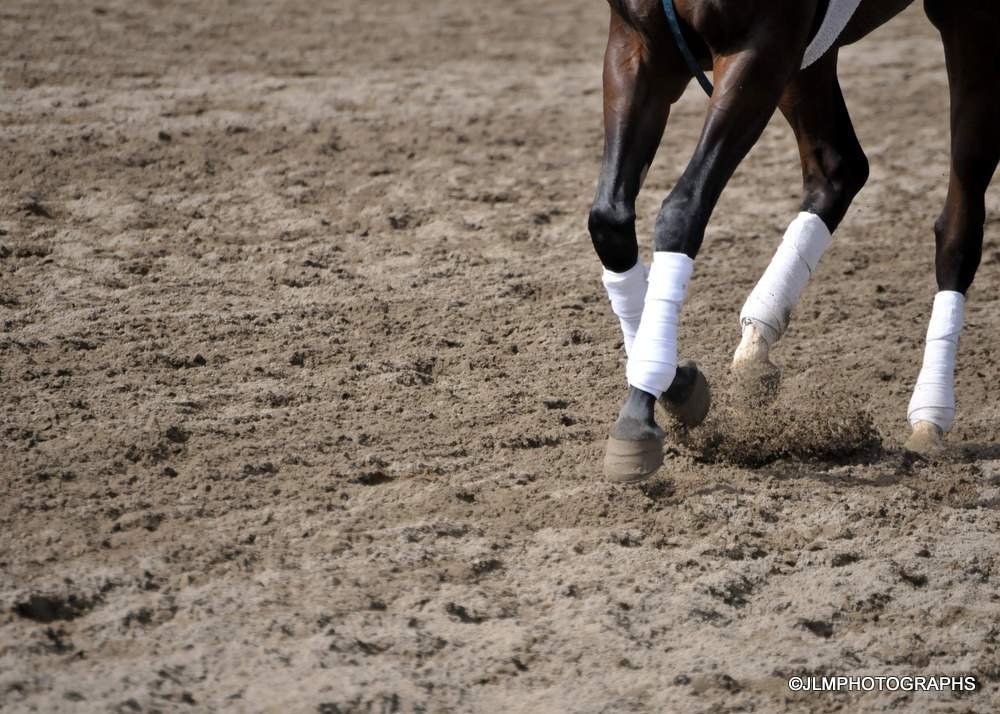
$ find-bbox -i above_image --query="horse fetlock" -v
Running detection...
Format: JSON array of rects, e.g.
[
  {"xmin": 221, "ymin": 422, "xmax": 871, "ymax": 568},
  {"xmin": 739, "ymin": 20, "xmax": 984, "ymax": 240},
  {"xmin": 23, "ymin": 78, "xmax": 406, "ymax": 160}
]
[
  {"xmin": 625, "ymin": 252, "xmax": 694, "ymax": 396},
  {"xmin": 739, "ymin": 212, "xmax": 832, "ymax": 347},
  {"xmin": 907, "ymin": 291, "xmax": 964, "ymax": 432}
]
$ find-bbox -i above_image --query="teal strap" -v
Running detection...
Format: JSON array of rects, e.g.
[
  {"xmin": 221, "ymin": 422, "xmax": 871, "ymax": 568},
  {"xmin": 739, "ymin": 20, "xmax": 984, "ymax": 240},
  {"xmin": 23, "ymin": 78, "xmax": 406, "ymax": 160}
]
[{"xmin": 662, "ymin": 0, "xmax": 713, "ymax": 96}]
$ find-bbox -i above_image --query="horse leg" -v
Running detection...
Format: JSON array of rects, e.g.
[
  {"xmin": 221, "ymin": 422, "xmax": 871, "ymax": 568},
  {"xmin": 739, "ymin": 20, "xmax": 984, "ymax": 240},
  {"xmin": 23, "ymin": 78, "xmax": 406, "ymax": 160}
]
[
  {"xmin": 605, "ymin": 2, "xmax": 817, "ymax": 481},
  {"xmin": 590, "ymin": 9, "xmax": 689, "ymax": 357},
  {"xmin": 592, "ymin": 8, "xmax": 712, "ymax": 478},
  {"xmin": 732, "ymin": 53, "xmax": 869, "ymax": 381},
  {"xmin": 905, "ymin": 0, "xmax": 1000, "ymax": 453}
]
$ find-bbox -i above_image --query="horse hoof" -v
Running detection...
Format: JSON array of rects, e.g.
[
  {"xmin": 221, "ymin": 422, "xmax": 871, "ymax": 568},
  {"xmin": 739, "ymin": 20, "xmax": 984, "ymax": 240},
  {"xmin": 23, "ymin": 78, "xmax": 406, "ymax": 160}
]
[
  {"xmin": 904, "ymin": 421, "xmax": 945, "ymax": 455},
  {"xmin": 732, "ymin": 359, "xmax": 781, "ymax": 406},
  {"xmin": 603, "ymin": 436, "xmax": 664, "ymax": 483},
  {"xmin": 732, "ymin": 322, "xmax": 770, "ymax": 366},
  {"xmin": 731, "ymin": 325, "xmax": 781, "ymax": 405},
  {"xmin": 661, "ymin": 360, "xmax": 711, "ymax": 427}
]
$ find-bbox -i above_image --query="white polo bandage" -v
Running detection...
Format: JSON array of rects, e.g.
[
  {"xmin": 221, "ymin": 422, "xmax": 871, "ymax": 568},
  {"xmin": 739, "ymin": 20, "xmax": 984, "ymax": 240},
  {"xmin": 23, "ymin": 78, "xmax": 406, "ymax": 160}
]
[
  {"xmin": 626, "ymin": 252, "xmax": 694, "ymax": 398},
  {"xmin": 602, "ymin": 262, "xmax": 648, "ymax": 357},
  {"xmin": 739, "ymin": 212, "xmax": 832, "ymax": 346},
  {"xmin": 907, "ymin": 291, "xmax": 965, "ymax": 431}
]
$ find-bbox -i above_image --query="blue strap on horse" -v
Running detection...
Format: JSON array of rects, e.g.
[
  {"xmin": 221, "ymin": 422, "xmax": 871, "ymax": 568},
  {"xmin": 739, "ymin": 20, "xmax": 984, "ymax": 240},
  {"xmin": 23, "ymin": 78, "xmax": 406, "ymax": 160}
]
[{"xmin": 662, "ymin": 0, "xmax": 714, "ymax": 96}]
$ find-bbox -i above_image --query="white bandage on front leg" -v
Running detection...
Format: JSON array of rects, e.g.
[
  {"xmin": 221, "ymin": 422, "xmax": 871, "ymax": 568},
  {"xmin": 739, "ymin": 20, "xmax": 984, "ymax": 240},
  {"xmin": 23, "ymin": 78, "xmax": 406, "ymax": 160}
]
[
  {"xmin": 907, "ymin": 291, "xmax": 965, "ymax": 431},
  {"xmin": 739, "ymin": 212, "xmax": 832, "ymax": 346},
  {"xmin": 626, "ymin": 252, "xmax": 695, "ymax": 398},
  {"xmin": 602, "ymin": 262, "xmax": 648, "ymax": 357}
]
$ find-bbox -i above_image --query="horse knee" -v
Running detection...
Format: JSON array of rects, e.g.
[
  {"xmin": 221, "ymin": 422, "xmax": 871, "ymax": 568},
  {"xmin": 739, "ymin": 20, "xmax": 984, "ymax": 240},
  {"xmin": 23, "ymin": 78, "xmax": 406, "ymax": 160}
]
[
  {"xmin": 827, "ymin": 150, "xmax": 869, "ymax": 207},
  {"xmin": 803, "ymin": 148, "xmax": 868, "ymax": 227},
  {"xmin": 650, "ymin": 178, "xmax": 705, "ymax": 256},
  {"xmin": 589, "ymin": 201, "xmax": 639, "ymax": 272}
]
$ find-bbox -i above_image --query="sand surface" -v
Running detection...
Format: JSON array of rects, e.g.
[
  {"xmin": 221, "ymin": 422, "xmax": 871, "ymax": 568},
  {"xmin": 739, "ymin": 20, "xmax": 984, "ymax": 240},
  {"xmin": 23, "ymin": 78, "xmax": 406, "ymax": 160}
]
[{"xmin": 2, "ymin": 1, "xmax": 1000, "ymax": 712}]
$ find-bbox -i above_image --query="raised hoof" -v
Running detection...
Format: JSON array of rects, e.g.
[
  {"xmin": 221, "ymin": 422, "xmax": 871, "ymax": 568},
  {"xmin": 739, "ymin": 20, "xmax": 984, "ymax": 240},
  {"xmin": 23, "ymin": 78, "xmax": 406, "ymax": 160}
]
[
  {"xmin": 661, "ymin": 360, "xmax": 711, "ymax": 428},
  {"xmin": 731, "ymin": 359, "xmax": 781, "ymax": 406},
  {"xmin": 904, "ymin": 421, "xmax": 945, "ymax": 455},
  {"xmin": 603, "ymin": 436, "xmax": 664, "ymax": 483},
  {"xmin": 732, "ymin": 323, "xmax": 781, "ymax": 405}
]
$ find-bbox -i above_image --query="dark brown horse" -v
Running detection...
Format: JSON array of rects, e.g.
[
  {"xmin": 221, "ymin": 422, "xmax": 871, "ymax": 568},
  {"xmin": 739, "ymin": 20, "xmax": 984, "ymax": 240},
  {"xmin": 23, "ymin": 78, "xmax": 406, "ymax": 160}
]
[{"xmin": 591, "ymin": 0, "xmax": 1000, "ymax": 481}]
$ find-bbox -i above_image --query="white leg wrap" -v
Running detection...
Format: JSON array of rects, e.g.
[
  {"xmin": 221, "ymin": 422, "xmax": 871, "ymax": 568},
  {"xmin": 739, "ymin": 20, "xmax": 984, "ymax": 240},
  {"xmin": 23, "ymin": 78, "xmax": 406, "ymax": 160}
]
[
  {"xmin": 907, "ymin": 291, "xmax": 965, "ymax": 432},
  {"xmin": 602, "ymin": 261, "xmax": 648, "ymax": 357},
  {"xmin": 626, "ymin": 252, "xmax": 695, "ymax": 398},
  {"xmin": 739, "ymin": 212, "xmax": 832, "ymax": 346}
]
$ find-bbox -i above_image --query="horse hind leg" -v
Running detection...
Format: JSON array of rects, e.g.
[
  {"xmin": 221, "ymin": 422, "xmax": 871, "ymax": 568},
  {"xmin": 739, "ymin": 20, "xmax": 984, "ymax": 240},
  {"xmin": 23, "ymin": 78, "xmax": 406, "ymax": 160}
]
[
  {"xmin": 732, "ymin": 52, "xmax": 869, "ymax": 397},
  {"xmin": 906, "ymin": 0, "xmax": 1000, "ymax": 453}
]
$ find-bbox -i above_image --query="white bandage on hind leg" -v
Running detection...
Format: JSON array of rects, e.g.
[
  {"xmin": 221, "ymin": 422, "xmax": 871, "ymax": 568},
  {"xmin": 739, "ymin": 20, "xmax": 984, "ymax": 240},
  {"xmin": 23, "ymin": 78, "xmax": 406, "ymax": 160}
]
[
  {"xmin": 626, "ymin": 252, "xmax": 695, "ymax": 398},
  {"xmin": 907, "ymin": 291, "xmax": 965, "ymax": 431},
  {"xmin": 602, "ymin": 262, "xmax": 648, "ymax": 357},
  {"xmin": 739, "ymin": 212, "xmax": 832, "ymax": 346}
]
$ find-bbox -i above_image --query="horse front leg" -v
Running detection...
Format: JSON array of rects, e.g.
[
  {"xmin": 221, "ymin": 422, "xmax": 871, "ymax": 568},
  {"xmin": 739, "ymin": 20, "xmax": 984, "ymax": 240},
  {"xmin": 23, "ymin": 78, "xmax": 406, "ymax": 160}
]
[
  {"xmin": 732, "ymin": 53, "xmax": 869, "ymax": 389},
  {"xmin": 905, "ymin": 0, "xmax": 1000, "ymax": 453},
  {"xmin": 605, "ymin": 3, "xmax": 817, "ymax": 482},
  {"xmin": 590, "ymin": 9, "xmax": 689, "ymax": 354},
  {"xmin": 591, "ymin": 7, "xmax": 703, "ymax": 481}
]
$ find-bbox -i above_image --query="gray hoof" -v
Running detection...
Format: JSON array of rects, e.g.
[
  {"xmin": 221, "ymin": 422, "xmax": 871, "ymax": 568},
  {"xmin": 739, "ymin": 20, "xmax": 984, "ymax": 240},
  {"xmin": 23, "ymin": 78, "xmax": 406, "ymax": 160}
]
[
  {"xmin": 661, "ymin": 360, "xmax": 711, "ymax": 427},
  {"xmin": 603, "ymin": 436, "xmax": 664, "ymax": 483}
]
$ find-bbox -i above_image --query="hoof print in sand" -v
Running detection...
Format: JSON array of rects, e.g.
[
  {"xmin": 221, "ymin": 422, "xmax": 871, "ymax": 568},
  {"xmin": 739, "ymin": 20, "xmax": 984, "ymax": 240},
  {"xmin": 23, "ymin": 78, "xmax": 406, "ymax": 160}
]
[
  {"xmin": 14, "ymin": 593, "xmax": 99, "ymax": 624},
  {"xmin": 445, "ymin": 602, "xmax": 486, "ymax": 624},
  {"xmin": 796, "ymin": 619, "xmax": 834, "ymax": 639}
]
